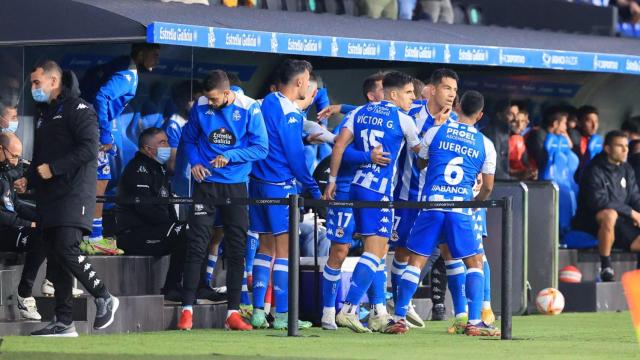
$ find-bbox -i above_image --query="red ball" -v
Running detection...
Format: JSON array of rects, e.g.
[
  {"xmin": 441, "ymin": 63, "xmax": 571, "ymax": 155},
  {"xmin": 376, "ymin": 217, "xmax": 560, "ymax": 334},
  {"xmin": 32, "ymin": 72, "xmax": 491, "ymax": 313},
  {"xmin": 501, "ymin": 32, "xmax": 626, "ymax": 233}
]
[{"xmin": 559, "ymin": 265, "xmax": 582, "ymax": 283}]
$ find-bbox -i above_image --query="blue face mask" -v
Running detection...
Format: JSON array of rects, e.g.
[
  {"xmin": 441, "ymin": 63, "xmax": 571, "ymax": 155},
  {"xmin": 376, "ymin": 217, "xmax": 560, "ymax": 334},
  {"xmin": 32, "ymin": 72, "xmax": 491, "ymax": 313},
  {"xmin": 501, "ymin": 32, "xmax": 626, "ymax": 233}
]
[
  {"xmin": 31, "ymin": 88, "xmax": 49, "ymax": 103},
  {"xmin": 6, "ymin": 121, "xmax": 18, "ymax": 133},
  {"xmin": 156, "ymin": 147, "xmax": 171, "ymax": 165}
]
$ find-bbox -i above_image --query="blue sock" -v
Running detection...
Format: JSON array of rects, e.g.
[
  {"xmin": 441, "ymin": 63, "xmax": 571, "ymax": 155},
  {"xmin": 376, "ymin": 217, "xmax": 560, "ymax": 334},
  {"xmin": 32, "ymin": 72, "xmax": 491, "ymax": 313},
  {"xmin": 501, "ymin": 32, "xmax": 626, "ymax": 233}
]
[
  {"xmin": 251, "ymin": 253, "xmax": 272, "ymax": 309},
  {"xmin": 204, "ymin": 254, "xmax": 218, "ymax": 288},
  {"xmin": 466, "ymin": 268, "xmax": 484, "ymax": 324},
  {"xmin": 445, "ymin": 259, "xmax": 467, "ymax": 316},
  {"xmin": 245, "ymin": 231, "xmax": 259, "ymax": 276},
  {"xmin": 390, "ymin": 258, "xmax": 407, "ymax": 304},
  {"xmin": 483, "ymin": 255, "xmax": 491, "ymax": 304},
  {"xmin": 273, "ymin": 258, "xmax": 289, "ymax": 313},
  {"xmin": 395, "ymin": 265, "xmax": 421, "ymax": 318},
  {"xmin": 322, "ymin": 264, "xmax": 341, "ymax": 309},
  {"xmin": 241, "ymin": 269, "xmax": 251, "ymax": 306},
  {"xmin": 345, "ymin": 252, "xmax": 380, "ymax": 306},
  {"xmin": 90, "ymin": 218, "xmax": 102, "ymax": 240},
  {"xmin": 367, "ymin": 257, "xmax": 387, "ymax": 306}
]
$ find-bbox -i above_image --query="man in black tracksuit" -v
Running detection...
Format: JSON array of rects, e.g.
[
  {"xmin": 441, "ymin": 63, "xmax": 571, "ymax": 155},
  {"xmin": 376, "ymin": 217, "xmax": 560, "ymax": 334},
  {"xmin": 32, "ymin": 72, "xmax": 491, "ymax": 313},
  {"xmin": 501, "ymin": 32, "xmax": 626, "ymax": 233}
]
[
  {"xmin": 573, "ymin": 130, "xmax": 640, "ymax": 282},
  {"xmin": 0, "ymin": 132, "xmax": 46, "ymax": 320},
  {"xmin": 15, "ymin": 60, "xmax": 118, "ymax": 336},
  {"xmin": 115, "ymin": 127, "xmax": 185, "ymax": 300}
]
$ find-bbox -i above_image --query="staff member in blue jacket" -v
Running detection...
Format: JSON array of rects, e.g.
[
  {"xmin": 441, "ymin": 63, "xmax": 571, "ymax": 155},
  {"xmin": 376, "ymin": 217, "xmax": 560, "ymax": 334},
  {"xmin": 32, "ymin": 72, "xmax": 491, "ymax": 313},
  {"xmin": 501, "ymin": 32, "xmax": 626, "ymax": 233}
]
[
  {"xmin": 85, "ymin": 43, "xmax": 160, "ymax": 255},
  {"xmin": 176, "ymin": 70, "xmax": 268, "ymax": 331}
]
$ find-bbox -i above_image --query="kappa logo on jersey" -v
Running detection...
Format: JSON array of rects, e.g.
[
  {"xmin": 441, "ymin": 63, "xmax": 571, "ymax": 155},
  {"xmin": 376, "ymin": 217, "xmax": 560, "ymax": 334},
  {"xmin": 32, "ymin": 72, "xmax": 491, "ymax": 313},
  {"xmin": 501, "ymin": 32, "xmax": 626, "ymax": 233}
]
[
  {"xmin": 3, "ymin": 191, "xmax": 14, "ymax": 212},
  {"xmin": 232, "ymin": 110, "xmax": 242, "ymax": 121},
  {"xmin": 159, "ymin": 186, "xmax": 169, "ymax": 198},
  {"xmin": 77, "ymin": 255, "xmax": 86, "ymax": 264},
  {"xmin": 137, "ymin": 165, "xmax": 148, "ymax": 174},
  {"xmin": 93, "ymin": 279, "xmax": 101, "ymax": 288},
  {"xmin": 287, "ymin": 117, "xmax": 298, "ymax": 124},
  {"xmin": 83, "ymin": 263, "xmax": 91, "ymax": 271},
  {"xmin": 208, "ymin": 128, "xmax": 236, "ymax": 146},
  {"xmin": 253, "ymin": 107, "xmax": 260, "ymax": 115},
  {"xmin": 124, "ymin": 74, "xmax": 132, "ymax": 82},
  {"xmin": 89, "ymin": 271, "xmax": 96, "ymax": 279},
  {"xmin": 170, "ymin": 123, "xmax": 178, "ymax": 130},
  {"xmin": 76, "ymin": 103, "xmax": 88, "ymax": 110},
  {"xmin": 205, "ymin": 108, "xmax": 215, "ymax": 115}
]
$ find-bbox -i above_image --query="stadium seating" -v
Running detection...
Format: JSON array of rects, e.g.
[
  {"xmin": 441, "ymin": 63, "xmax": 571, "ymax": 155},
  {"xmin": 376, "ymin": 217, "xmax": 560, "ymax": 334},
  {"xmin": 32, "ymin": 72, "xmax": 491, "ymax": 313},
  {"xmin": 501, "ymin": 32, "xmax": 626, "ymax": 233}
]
[{"xmin": 541, "ymin": 134, "xmax": 579, "ymax": 235}]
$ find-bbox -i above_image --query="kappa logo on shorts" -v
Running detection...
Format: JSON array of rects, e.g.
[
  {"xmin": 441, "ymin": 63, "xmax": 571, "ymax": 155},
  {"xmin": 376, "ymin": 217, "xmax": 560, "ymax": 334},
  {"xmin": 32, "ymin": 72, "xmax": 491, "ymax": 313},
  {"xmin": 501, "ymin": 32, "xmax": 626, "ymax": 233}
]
[
  {"xmin": 378, "ymin": 227, "xmax": 389, "ymax": 234},
  {"xmin": 208, "ymin": 128, "xmax": 236, "ymax": 146},
  {"xmin": 83, "ymin": 263, "xmax": 91, "ymax": 271},
  {"xmin": 89, "ymin": 271, "xmax": 96, "ymax": 279},
  {"xmin": 77, "ymin": 255, "xmax": 86, "ymax": 264},
  {"xmin": 327, "ymin": 228, "xmax": 334, "ymax": 236},
  {"xmin": 380, "ymin": 217, "xmax": 390, "ymax": 224},
  {"xmin": 93, "ymin": 279, "xmax": 101, "ymax": 288}
]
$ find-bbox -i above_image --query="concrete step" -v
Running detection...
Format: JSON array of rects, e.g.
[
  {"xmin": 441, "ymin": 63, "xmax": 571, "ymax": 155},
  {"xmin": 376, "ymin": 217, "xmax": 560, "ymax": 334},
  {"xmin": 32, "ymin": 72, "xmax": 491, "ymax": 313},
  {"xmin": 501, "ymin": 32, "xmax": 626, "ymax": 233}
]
[
  {"xmin": 559, "ymin": 281, "xmax": 628, "ymax": 312},
  {"xmin": 558, "ymin": 249, "xmax": 636, "ymax": 282},
  {"xmin": 163, "ymin": 303, "xmax": 227, "ymax": 330}
]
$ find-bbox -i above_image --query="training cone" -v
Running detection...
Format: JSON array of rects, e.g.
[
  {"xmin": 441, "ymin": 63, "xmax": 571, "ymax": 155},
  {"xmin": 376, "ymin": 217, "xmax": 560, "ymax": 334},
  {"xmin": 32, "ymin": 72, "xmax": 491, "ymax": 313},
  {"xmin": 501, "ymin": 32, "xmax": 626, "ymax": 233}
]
[{"xmin": 622, "ymin": 270, "xmax": 640, "ymax": 346}]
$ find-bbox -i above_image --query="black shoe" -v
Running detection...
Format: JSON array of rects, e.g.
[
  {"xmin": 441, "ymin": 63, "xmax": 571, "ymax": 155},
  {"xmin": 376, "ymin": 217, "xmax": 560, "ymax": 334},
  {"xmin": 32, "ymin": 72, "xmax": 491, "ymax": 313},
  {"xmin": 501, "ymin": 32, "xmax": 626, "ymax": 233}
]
[
  {"xmin": 94, "ymin": 295, "xmax": 119, "ymax": 330},
  {"xmin": 600, "ymin": 267, "xmax": 615, "ymax": 282},
  {"xmin": 431, "ymin": 303, "xmax": 446, "ymax": 321},
  {"xmin": 31, "ymin": 320, "xmax": 78, "ymax": 337},
  {"xmin": 162, "ymin": 289, "xmax": 182, "ymax": 303},
  {"xmin": 196, "ymin": 287, "xmax": 228, "ymax": 304}
]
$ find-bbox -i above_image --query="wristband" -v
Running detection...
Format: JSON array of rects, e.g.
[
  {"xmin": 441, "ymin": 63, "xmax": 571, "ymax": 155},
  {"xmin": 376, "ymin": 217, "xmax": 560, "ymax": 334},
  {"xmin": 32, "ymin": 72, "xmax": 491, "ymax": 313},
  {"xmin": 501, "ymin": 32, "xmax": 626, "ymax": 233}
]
[{"xmin": 328, "ymin": 175, "xmax": 337, "ymax": 184}]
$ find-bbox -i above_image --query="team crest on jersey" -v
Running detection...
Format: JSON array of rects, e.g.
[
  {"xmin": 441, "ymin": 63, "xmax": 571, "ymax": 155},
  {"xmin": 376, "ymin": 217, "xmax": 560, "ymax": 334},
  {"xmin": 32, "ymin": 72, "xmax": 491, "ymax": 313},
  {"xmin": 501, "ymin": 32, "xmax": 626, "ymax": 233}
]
[
  {"xmin": 208, "ymin": 128, "xmax": 236, "ymax": 146},
  {"xmin": 232, "ymin": 110, "xmax": 242, "ymax": 121},
  {"xmin": 336, "ymin": 227, "xmax": 345, "ymax": 238}
]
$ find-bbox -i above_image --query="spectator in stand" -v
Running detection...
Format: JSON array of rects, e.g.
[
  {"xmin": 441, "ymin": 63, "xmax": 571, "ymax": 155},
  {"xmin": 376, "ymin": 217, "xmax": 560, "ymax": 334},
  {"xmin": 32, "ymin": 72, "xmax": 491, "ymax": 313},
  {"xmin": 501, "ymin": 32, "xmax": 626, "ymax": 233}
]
[
  {"xmin": 622, "ymin": 116, "xmax": 640, "ymax": 141},
  {"xmin": 361, "ymin": 0, "xmax": 397, "ymax": 20},
  {"xmin": 525, "ymin": 106, "xmax": 569, "ymax": 173},
  {"xmin": 114, "ymin": 128, "xmax": 186, "ymax": 302},
  {"xmin": 615, "ymin": 0, "xmax": 640, "ymax": 23},
  {"xmin": 573, "ymin": 131, "xmax": 640, "ymax": 282},
  {"xmin": 516, "ymin": 108, "xmax": 531, "ymax": 136},
  {"xmin": 481, "ymin": 99, "xmax": 517, "ymax": 180},
  {"xmin": 508, "ymin": 111, "xmax": 536, "ymax": 180},
  {"xmin": 572, "ymin": 105, "xmax": 601, "ymax": 181},
  {"xmin": 421, "ymin": 0, "xmax": 454, "ymax": 23}
]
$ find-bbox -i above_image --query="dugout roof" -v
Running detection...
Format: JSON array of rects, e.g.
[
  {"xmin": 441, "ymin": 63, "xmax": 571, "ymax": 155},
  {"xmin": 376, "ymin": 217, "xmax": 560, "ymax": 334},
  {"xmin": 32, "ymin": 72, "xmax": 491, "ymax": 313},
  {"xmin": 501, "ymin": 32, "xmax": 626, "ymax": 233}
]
[{"xmin": 3, "ymin": 0, "xmax": 640, "ymax": 75}]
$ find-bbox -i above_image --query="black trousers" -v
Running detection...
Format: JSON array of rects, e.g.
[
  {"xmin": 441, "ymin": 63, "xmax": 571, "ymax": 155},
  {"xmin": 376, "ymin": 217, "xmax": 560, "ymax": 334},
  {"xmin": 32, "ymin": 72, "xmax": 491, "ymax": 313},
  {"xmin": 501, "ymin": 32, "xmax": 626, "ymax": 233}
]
[
  {"xmin": 0, "ymin": 227, "xmax": 48, "ymax": 298},
  {"xmin": 117, "ymin": 222, "xmax": 186, "ymax": 292},
  {"xmin": 182, "ymin": 182, "xmax": 248, "ymax": 310},
  {"xmin": 44, "ymin": 226, "xmax": 109, "ymax": 324}
]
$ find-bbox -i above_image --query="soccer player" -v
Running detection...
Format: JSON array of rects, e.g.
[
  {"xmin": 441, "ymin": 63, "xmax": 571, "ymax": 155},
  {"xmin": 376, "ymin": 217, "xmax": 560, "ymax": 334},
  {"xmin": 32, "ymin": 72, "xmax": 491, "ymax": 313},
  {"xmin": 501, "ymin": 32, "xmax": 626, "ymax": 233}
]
[
  {"xmin": 177, "ymin": 70, "xmax": 268, "ymax": 331},
  {"xmin": 249, "ymin": 59, "xmax": 321, "ymax": 330},
  {"xmin": 390, "ymin": 69, "xmax": 458, "ymax": 326},
  {"xmin": 446, "ymin": 175, "xmax": 495, "ymax": 334},
  {"xmin": 85, "ymin": 43, "xmax": 160, "ymax": 255},
  {"xmin": 324, "ymin": 71, "xmax": 421, "ymax": 333},
  {"xmin": 321, "ymin": 72, "xmax": 392, "ymax": 331},
  {"xmin": 391, "ymin": 90, "xmax": 498, "ymax": 336}
]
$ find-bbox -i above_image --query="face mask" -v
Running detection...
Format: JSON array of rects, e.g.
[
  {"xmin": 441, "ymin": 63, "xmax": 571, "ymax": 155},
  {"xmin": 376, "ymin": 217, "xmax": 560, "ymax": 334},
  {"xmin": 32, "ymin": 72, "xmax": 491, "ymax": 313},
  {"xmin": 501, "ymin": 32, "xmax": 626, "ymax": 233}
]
[
  {"xmin": 32, "ymin": 88, "xmax": 49, "ymax": 103},
  {"xmin": 5, "ymin": 121, "xmax": 18, "ymax": 133},
  {"xmin": 156, "ymin": 146, "xmax": 171, "ymax": 164}
]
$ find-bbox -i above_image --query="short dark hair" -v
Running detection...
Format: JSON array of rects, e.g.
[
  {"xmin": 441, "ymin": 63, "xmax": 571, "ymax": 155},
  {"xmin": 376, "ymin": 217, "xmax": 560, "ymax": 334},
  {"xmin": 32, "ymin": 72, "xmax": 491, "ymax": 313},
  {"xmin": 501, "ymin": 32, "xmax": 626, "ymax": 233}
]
[
  {"xmin": 138, "ymin": 127, "xmax": 165, "ymax": 148},
  {"xmin": 31, "ymin": 60, "xmax": 62, "ymax": 79},
  {"xmin": 382, "ymin": 71, "xmax": 413, "ymax": 92},
  {"xmin": 202, "ymin": 70, "xmax": 230, "ymax": 92},
  {"xmin": 429, "ymin": 68, "xmax": 459, "ymax": 86},
  {"xmin": 494, "ymin": 98, "xmax": 515, "ymax": 116},
  {"xmin": 542, "ymin": 106, "xmax": 568, "ymax": 130},
  {"xmin": 604, "ymin": 130, "xmax": 627, "ymax": 147},
  {"xmin": 460, "ymin": 90, "xmax": 484, "ymax": 117},
  {"xmin": 362, "ymin": 72, "xmax": 385, "ymax": 101},
  {"xmin": 131, "ymin": 43, "xmax": 160, "ymax": 59},
  {"xmin": 622, "ymin": 116, "xmax": 640, "ymax": 135},
  {"xmin": 577, "ymin": 105, "xmax": 598, "ymax": 122},
  {"xmin": 629, "ymin": 139, "xmax": 640, "ymax": 154},
  {"xmin": 227, "ymin": 72, "xmax": 242, "ymax": 87},
  {"xmin": 277, "ymin": 59, "xmax": 312, "ymax": 86}
]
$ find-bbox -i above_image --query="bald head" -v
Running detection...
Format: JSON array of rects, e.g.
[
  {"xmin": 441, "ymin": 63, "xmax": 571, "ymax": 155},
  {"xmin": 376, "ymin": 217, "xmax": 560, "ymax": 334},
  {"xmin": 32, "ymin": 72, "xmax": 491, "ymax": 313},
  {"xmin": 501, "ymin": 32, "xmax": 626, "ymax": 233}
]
[{"xmin": 0, "ymin": 132, "xmax": 22, "ymax": 167}]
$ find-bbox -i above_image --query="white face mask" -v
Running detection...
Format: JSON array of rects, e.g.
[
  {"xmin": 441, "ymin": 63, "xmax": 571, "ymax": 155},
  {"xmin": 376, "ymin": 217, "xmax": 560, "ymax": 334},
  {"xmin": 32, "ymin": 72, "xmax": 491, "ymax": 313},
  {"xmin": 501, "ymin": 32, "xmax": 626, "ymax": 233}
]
[{"xmin": 5, "ymin": 121, "xmax": 18, "ymax": 133}]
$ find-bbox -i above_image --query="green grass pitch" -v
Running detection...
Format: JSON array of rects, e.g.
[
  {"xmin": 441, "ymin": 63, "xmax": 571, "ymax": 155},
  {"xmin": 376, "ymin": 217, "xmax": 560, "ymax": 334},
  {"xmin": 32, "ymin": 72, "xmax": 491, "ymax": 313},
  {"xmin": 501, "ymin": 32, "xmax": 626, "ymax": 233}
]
[{"xmin": 1, "ymin": 312, "xmax": 637, "ymax": 359}]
